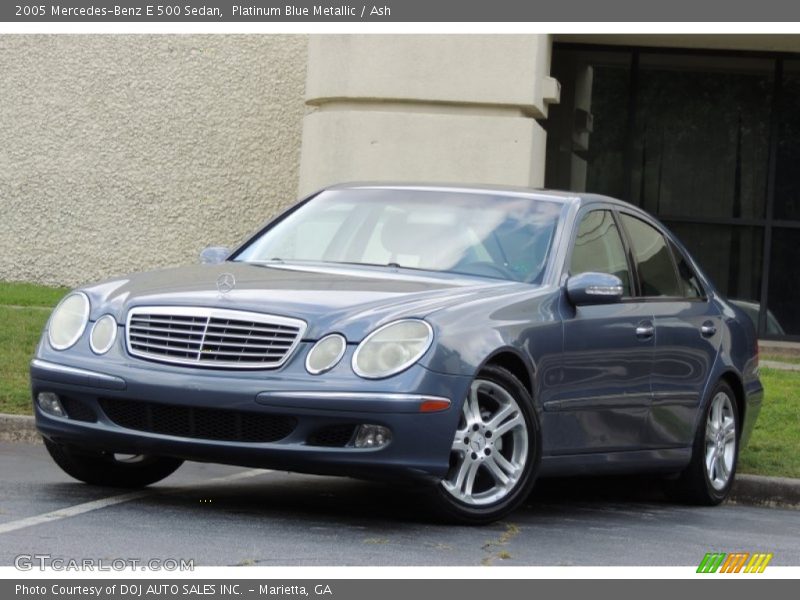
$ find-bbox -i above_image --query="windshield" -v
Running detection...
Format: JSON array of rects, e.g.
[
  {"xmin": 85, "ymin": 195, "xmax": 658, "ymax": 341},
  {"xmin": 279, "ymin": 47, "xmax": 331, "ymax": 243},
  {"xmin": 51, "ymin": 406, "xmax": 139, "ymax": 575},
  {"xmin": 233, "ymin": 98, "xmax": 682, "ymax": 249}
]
[{"xmin": 233, "ymin": 189, "xmax": 564, "ymax": 283}]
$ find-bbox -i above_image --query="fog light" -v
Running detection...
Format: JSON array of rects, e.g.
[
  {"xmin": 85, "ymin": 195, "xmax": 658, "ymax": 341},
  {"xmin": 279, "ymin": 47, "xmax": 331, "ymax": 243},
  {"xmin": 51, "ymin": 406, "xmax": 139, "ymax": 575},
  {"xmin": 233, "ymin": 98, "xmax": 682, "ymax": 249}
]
[
  {"xmin": 353, "ymin": 424, "xmax": 392, "ymax": 448},
  {"xmin": 37, "ymin": 392, "xmax": 65, "ymax": 417}
]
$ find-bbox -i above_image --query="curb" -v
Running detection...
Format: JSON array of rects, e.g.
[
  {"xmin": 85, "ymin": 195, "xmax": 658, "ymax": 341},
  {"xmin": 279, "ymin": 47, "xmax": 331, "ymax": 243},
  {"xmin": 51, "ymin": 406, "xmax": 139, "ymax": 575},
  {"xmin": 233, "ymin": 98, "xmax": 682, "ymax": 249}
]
[
  {"xmin": 0, "ymin": 413, "xmax": 798, "ymax": 509},
  {"xmin": 730, "ymin": 474, "xmax": 800, "ymax": 509},
  {"xmin": 0, "ymin": 414, "xmax": 40, "ymax": 444}
]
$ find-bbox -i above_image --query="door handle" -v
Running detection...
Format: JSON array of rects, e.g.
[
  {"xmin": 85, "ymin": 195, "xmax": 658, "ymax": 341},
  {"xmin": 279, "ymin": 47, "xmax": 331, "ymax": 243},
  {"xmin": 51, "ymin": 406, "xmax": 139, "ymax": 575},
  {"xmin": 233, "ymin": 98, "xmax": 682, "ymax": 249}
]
[
  {"xmin": 636, "ymin": 322, "xmax": 655, "ymax": 339},
  {"xmin": 700, "ymin": 322, "xmax": 717, "ymax": 337}
]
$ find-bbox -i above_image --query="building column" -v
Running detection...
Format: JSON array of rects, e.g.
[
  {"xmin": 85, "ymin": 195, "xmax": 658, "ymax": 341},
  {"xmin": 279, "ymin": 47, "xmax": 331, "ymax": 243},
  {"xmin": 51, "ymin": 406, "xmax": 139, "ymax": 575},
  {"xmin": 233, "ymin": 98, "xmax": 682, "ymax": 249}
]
[{"xmin": 298, "ymin": 35, "xmax": 560, "ymax": 196}]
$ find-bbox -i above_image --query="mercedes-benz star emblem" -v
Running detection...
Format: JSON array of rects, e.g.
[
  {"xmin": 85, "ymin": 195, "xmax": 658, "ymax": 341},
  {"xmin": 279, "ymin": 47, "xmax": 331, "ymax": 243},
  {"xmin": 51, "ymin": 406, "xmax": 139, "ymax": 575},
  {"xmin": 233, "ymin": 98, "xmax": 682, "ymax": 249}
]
[{"xmin": 216, "ymin": 273, "xmax": 236, "ymax": 294}]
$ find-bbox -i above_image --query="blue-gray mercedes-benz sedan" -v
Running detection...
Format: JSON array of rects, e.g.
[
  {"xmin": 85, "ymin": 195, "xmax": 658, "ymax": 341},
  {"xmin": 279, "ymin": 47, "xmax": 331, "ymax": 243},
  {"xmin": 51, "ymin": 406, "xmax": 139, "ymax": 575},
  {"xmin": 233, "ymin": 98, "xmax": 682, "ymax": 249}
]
[{"xmin": 31, "ymin": 184, "xmax": 763, "ymax": 523}]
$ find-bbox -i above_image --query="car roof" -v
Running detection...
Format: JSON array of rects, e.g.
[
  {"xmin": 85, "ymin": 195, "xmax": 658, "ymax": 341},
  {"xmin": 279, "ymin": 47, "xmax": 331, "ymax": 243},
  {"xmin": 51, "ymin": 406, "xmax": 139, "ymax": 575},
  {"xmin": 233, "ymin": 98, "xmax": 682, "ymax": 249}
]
[{"xmin": 323, "ymin": 182, "xmax": 640, "ymax": 211}]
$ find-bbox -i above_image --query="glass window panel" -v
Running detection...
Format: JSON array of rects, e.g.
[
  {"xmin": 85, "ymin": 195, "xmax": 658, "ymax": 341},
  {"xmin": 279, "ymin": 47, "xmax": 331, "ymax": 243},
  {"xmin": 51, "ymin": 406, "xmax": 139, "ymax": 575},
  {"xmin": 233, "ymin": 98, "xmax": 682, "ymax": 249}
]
[
  {"xmin": 665, "ymin": 222, "xmax": 763, "ymax": 304},
  {"xmin": 774, "ymin": 60, "xmax": 800, "ymax": 221},
  {"xmin": 570, "ymin": 210, "xmax": 632, "ymax": 296},
  {"xmin": 767, "ymin": 228, "xmax": 800, "ymax": 336},
  {"xmin": 669, "ymin": 240, "xmax": 705, "ymax": 298},
  {"xmin": 619, "ymin": 214, "xmax": 681, "ymax": 297},
  {"xmin": 631, "ymin": 54, "xmax": 773, "ymax": 220}
]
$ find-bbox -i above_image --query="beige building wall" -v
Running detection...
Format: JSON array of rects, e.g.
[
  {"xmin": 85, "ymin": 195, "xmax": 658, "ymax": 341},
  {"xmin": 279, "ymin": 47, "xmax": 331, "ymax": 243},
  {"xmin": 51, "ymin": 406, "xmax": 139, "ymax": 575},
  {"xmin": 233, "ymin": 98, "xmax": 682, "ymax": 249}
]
[
  {"xmin": 0, "ymin": 35, "xmax": 308, "ymax": 287},
  {"xmin": 298, "ymin": 35, "xmax": 560, "ymax": 195}
]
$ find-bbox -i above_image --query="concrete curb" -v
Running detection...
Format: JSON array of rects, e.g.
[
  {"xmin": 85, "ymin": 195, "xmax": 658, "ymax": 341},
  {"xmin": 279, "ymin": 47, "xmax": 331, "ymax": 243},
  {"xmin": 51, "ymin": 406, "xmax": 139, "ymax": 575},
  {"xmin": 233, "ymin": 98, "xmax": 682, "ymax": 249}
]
[
  {"xmin": 730, "ymin": 474, "xmax": 800, "ymax": 509},
  {"xmin": 0, "ymin": 414, "xmax": 40, "ymax": 444},
  {"xmin": 0, "ymin": 413, "xmax": 798, "ymax": 509}
]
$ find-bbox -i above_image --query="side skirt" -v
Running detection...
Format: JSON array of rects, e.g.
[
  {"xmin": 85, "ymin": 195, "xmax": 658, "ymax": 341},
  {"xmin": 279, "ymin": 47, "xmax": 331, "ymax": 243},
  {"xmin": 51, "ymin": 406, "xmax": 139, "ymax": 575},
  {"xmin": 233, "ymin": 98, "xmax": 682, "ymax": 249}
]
[{"xmin": 539, "ymin": 447, "xmax": 692, "ymax": 477}]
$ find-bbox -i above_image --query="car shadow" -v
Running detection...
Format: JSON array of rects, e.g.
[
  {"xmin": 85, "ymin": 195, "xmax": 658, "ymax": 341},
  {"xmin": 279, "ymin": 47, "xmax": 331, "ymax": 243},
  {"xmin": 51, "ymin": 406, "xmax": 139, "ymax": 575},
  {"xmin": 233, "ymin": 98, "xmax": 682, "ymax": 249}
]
[{"xmin": 53, "ymin": 471, "xmax": 681, "ymax": 527}]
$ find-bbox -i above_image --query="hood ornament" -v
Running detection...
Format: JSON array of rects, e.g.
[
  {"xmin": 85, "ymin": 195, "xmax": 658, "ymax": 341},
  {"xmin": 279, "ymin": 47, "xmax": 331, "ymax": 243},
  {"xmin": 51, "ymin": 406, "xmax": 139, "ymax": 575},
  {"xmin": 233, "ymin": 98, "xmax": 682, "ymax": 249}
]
[{"xmin": 216, "ymin": 273, "xmax": 236, "ymax": 295}]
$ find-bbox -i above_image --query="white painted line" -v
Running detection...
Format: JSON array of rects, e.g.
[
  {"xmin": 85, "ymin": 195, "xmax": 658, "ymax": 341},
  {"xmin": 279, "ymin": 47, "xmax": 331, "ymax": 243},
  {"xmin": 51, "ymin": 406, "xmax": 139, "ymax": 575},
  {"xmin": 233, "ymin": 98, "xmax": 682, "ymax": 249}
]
[{"xmin": 0, "ymin": 468, "xmax": 270, "ymax": 535}]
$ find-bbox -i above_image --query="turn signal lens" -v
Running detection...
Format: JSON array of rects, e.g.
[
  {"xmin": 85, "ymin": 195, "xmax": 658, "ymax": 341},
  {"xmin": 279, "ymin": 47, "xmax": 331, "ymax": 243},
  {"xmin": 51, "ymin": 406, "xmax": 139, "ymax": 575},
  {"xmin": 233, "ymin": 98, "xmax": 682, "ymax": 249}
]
[{"xmin": 419, "ymin": 398, "xmax": 451, "ymax": 413}]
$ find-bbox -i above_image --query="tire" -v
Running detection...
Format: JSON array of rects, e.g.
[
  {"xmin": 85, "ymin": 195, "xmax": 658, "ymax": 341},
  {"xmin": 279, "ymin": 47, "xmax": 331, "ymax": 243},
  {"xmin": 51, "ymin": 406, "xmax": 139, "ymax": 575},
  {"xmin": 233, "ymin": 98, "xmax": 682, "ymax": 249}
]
[
  {"xmin": 44, "ymin": 438, "xmax": 183, "ymax": 488},
  {"xmin": 666, "ymin": 380, "xmax": 740, "ymax": 505},
  {"xmin": 432, "ymin": 365, "xmax": 541, "ymax": 524}
]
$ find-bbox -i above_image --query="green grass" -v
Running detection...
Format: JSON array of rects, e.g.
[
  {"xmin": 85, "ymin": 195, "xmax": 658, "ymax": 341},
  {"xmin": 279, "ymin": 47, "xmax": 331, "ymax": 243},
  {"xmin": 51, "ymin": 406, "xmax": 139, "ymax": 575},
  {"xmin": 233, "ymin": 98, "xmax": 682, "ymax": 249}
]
[
  {"xmin": 0, "ymin": 282, "xmax": 798, "ymax": 479},
  {"xmin": 0, "ymin": 306, "xmax": 50, "ymax": 414},
  {"xmin": 0, "ymin": 282, "xmax": 65, "ymax": 413},
  {"xmin": 0, "ymin": 281, "xmax": 68, "ymax": 307},
  {"xmin": 739, "ymin": 367, "xmax": 800, "ymax": 479}
]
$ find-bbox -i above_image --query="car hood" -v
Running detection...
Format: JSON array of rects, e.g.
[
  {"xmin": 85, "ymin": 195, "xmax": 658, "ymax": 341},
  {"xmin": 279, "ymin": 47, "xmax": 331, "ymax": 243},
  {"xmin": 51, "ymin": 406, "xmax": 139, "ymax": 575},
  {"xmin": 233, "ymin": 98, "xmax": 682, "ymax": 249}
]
[{"xmin": 81, "ymin": 262, "xmax": 524, "ymax": 340}]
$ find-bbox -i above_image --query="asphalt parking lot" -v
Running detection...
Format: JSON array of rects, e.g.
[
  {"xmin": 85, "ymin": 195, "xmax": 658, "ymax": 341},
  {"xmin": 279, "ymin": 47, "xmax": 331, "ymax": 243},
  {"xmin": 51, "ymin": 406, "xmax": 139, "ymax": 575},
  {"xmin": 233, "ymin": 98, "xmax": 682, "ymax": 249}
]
[{"xmin": 1, "ymin": 441, "xmax": 799, "ymax": 567}]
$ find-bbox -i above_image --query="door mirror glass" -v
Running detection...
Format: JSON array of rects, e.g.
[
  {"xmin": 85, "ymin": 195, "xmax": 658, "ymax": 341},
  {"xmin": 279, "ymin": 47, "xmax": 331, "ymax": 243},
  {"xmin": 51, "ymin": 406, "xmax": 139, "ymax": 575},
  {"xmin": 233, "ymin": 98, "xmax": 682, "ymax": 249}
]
[
  {"xmin": 199, "ymin": 246, "xmax": 230, "ymax": 265},
  {"xmin": 567, "ymin": 272, "xmax": 624, "ymax": 306}
]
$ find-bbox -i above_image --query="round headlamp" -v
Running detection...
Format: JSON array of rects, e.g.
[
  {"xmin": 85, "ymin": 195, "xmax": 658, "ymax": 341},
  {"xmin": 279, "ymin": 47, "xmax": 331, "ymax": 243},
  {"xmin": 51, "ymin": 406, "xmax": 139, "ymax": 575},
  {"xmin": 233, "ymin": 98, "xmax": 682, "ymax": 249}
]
[
  {"xmin": 306, "ymin": 334, "xmax": 347, "ymax": 375},
  {"xmin": 352, "ymin": 320, "xmax": 433, "ymax": 379},
  {"xmin": 90, "ymin": 314, "xmax": 118, "ymax": 355},
  {"xmin": 48, "ymin": 292, "xmax": 90, "ymax": 351}
]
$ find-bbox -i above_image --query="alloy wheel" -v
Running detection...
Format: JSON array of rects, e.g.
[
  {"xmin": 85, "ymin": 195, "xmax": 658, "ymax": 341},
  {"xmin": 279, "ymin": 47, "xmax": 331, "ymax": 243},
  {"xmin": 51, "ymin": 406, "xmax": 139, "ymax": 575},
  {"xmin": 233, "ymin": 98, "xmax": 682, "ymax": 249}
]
[
  {"xmin": 442, "ymin": 379, "xmax": 529, "ymax": 505},
  {"xmin": 704, "ymin": 391, "xmax": 737, "ymax": 491}
]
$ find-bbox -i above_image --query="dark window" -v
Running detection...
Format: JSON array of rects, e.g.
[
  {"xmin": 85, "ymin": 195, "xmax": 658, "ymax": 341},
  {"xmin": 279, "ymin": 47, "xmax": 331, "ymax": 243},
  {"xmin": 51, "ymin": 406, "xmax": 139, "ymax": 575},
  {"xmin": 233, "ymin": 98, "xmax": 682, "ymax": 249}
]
[
  {"xmin": 767, "ymin": 228, "xmax": 799, "ymax": 335},
  {"xmin": 619, "ymin": 214, "xmax": 681, "ymax": 297},
  {"xmin": 775, "ymin": 61, "xmax": 800, "ymax": 221},
  {"xmin": 631, "ymin": 54, "xmax": 773, "ymax": 220},
  {"xmin": 570, "ymin": 210, "xmax": 632, "ymax": 296},
  {"xmin": 669, "ymin": 241, "xmax": 704, "ymax": 299}
]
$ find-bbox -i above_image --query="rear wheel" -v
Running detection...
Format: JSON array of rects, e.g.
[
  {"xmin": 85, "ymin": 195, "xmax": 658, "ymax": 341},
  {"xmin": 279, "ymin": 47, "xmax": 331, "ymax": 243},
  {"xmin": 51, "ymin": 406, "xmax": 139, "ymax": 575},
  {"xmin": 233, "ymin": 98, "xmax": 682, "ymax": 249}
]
[
  {"xmin": 433, "ymin": 365, "xmax": 541, "ymax": 524},
  {"xmin": 44, "ymin": 438, "xmax": 183, "ymax": 488},
  {"xmin": 667, "ymin": 380, "xmax": 739, "ymax": 505}
]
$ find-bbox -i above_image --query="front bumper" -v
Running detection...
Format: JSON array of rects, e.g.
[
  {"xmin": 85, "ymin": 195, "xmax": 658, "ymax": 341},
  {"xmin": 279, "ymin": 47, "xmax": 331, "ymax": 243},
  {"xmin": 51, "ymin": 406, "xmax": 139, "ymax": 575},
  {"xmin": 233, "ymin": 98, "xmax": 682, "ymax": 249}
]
[{"xmin": 31, "ymin": 348, "xmax": 470, "ymax": 483}]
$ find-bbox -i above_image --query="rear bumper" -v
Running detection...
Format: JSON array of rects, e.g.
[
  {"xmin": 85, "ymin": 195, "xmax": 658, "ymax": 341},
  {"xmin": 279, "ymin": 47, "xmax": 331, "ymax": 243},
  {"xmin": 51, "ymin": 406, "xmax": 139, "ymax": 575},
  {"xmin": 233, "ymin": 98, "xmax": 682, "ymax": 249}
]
[{"xmin": 31, "ymin": 357, "xmax": 469, "ymax": 483}]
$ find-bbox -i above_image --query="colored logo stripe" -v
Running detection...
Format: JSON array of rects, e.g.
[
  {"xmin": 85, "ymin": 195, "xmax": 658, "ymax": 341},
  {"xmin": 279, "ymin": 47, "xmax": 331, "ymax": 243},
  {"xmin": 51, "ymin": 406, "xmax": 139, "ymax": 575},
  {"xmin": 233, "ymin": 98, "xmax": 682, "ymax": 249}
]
[
  {"xmin": 697, "ymin": 553, "xmax": 726, "ymax": 573},
  {"xmin": 745, "ymin": 553, "xmax": 773, "ymax": 573},
  {"xmin": 697, "ymin": 552, "xmax": 773, "ymax": 573},
  {"xmin": 720, "ymin": 553, "xmax": 749, "ymax": 573}
]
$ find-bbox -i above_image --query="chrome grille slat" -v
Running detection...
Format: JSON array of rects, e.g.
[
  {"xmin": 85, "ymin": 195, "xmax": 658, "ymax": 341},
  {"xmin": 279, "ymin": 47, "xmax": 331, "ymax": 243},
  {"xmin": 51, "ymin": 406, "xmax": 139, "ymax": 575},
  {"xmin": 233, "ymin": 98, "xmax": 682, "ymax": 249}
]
[
  {"xmin": 131, "ymin": 317, "xmax": 208, "ymax": 326},
  {"xmin": 130, "ymin": 324, "xmax": 206, "ymax": 335},
  {"xmin": 203, "ymin": 331, "xmax": 295, "ymax": 342},
  {"xmin": 199, "ymin": 339, "xmax": 291, "ymax": 349},
  {"xmin": 205, "ymin": 323, "xmax": 297, "ymax": 334},
  {"xmin": 130, "ymin": 332, "xmax": 206, "ymax": 345},
  {"xmin": 126, "ymin": 306, "xmax": 306, "ymax": 370}
]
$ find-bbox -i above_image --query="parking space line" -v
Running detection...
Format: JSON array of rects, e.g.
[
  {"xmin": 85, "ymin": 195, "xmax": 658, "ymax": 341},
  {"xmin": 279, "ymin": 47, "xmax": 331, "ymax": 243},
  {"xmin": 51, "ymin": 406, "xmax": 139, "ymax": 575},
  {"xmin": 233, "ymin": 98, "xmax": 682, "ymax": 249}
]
[{"xmin": 0, "ymin": 468, "xmax": 271, "ymax": 535}]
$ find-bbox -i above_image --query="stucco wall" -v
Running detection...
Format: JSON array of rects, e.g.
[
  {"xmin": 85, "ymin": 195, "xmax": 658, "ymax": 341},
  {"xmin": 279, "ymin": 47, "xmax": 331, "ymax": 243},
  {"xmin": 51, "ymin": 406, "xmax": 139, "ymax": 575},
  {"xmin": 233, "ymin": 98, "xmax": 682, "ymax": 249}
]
[
  {"xmin": 0, "ymin": 35, "xmax": 307, "ymax": 287},
  {"xmin": 298, "ymin": 35, "xmax": 558, "ymax": 196}
]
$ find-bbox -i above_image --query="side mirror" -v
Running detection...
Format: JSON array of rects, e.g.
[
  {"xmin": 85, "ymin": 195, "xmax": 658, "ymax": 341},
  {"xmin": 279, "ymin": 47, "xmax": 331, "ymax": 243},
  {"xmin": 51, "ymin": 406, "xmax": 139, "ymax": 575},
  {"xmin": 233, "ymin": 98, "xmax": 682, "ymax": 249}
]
[
  {"xmin": 566, "ymin": 272, "xmax": 624, "ymax": 306},
  {"xmin": 199, "ymin": 246, "xmax": 230, "ymax": 265}
]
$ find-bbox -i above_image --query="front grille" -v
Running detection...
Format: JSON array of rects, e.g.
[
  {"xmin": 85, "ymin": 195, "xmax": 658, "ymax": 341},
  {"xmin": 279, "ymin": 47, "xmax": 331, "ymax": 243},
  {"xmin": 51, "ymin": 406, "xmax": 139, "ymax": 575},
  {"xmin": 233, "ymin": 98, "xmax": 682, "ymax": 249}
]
[
  {"xmin": 126, "ymin": 306, "xmax": 306, "ymax": 369},
  {"xmin": 307, "ymin": 424, "xmax": 358, "ymax": 447},
  {"xmin": 99, "ymin": 398, "xmax": 297, "ymax": 443}
]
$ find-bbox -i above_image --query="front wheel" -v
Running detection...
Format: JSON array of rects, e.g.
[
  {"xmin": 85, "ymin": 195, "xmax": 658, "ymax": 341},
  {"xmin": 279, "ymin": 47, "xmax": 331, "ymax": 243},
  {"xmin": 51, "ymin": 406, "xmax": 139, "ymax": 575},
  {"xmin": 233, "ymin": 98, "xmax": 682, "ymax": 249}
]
[
  {"xmin": 433, "ymin": 365, "xmax": 541, "ymax": 524},
  {"xmin": 666, "ymin": 380, "xmax": 739, "ymax": 505},
  {"xmin": 44, "ymin": 438, "xmax": 183, "ymax": 488}
]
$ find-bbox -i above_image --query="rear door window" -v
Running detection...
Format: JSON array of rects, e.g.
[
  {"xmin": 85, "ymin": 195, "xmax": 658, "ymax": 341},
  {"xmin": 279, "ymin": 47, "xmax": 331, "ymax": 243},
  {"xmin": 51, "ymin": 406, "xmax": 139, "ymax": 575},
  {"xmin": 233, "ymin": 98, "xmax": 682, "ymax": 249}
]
[{"xmin": 619, "ymin": 214, "xmax": 681, "ymax": 298}]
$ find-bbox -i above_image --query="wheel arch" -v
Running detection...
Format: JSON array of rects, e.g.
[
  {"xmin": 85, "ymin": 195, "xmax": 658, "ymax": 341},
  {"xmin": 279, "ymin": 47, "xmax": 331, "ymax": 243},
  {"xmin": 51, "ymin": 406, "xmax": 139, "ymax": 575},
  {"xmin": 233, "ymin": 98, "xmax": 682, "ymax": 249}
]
[
  {"xmin": 719, "ymin": 369, "xmax": 746, "ymax": 438},
  {"xmin": 478, "ymin": 348, "xmax": 535, "ymax": 401}
]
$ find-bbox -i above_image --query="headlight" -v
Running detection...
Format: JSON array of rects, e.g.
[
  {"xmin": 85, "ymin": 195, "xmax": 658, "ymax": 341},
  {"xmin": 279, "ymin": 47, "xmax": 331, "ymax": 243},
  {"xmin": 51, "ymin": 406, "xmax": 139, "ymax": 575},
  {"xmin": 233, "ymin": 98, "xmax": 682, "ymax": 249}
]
[
  {"xmin": 90, "ymin": 314, "xmax": 118, "ymax": 355},
  {"xmin": 48, "ymin": 292, "xmax": 90, "ymax": 350},
  {"xmin": 306, "ymin": 334, "xmax": 347, "ymax": 375},
  {"xmin": 352, "ymin": 319, "xmax": 433, "ymax": 379}
]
